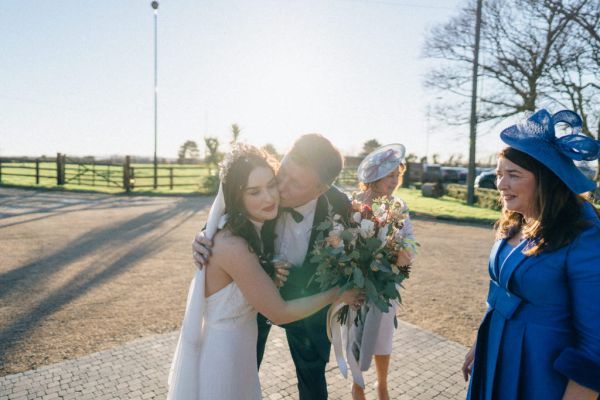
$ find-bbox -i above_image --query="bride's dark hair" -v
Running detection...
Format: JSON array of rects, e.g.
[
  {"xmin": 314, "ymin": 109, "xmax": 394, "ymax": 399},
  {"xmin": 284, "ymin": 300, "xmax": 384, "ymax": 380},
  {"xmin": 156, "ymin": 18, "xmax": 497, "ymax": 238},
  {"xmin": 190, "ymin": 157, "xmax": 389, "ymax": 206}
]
[{"xmin": 220, "ymin": 144, "xmax": 278, "ymax": 277}]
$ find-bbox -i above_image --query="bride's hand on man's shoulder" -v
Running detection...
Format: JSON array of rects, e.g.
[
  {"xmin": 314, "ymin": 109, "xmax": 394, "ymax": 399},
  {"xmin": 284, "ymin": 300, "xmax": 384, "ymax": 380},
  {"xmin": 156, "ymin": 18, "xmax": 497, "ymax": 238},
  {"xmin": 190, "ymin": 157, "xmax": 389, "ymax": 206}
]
[{"xmin": 192, "ymin": 231, "xmax": 213, "ymax": 270}]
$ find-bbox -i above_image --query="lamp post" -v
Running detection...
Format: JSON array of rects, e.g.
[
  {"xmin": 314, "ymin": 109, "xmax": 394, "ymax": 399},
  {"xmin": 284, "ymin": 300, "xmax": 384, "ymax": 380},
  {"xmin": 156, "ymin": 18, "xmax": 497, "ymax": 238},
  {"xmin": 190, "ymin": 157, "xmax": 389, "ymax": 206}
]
[{"xmin": 151, "ymin": 1, "xmax": 159, "ymax": 189}]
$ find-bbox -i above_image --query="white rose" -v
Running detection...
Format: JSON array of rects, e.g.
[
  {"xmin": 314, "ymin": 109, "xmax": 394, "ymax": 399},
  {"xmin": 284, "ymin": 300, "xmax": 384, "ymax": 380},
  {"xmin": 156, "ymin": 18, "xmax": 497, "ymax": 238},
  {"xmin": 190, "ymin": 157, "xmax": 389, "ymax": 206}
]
[
  {"xmin": 352, "ymin": 212, "xmax": 362, "ymax": 224},
  {"xmin": 326, "ymin": 231, "xmax": 343, "ymax": 248},
  {"xmin": 374, "ymin": 206, "xmax": 386, "ymax": 219},
  {"xmin": 359, "ymin": 219, "xmax": 375, "ymax": 238}
]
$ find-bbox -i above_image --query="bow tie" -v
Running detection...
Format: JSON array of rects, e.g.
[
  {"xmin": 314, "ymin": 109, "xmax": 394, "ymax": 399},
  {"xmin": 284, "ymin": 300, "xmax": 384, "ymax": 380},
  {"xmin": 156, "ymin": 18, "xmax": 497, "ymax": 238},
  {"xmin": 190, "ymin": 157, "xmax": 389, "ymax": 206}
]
[{"xmin": 281, "ymin": 207, "xmax": 304, "ymax": 223}]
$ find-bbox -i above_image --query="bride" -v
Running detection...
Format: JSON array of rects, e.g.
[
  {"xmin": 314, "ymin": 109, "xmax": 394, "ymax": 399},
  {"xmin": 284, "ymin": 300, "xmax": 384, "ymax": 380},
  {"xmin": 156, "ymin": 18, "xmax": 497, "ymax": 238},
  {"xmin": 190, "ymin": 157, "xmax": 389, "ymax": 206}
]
[{"xmin": 168, "ymin": 144, "xmax": 362, "ymax": 400}]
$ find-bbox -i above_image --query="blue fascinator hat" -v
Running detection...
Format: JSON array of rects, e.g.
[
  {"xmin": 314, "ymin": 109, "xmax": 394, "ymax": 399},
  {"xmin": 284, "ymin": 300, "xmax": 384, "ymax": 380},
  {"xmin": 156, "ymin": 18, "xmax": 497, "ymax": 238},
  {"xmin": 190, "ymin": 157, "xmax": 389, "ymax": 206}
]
[
  {"xmin": 357, "ymin": 144, "xmax": 406, "ymax": 184},
  {"xmin": 500, "ymin": 109, "xmax": 600, "ymax": 194}
]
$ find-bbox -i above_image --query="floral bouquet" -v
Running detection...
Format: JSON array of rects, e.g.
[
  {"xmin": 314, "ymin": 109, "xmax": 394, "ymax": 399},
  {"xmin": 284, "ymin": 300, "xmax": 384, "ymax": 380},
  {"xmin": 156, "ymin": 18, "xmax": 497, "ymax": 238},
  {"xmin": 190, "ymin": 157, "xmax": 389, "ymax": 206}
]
[{"xmin": 309, "ymin": 194, "xmax": 418, "ymax": 383}]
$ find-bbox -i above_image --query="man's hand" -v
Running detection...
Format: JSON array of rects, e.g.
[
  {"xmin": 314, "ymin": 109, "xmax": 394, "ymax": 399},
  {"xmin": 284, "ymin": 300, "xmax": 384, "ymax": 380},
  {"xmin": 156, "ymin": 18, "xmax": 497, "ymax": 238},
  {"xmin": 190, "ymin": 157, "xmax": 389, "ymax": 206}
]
[
  {"xmin": 272, "ymin": 255, "xmax": 291, "ymax": 288},
  {"xmin": 192, "ymin": 231, "xmax": 213, "ymax": 270},
  {"xmin": 274, "ymin": 267, "xmax": 290, "ymax": 288}
]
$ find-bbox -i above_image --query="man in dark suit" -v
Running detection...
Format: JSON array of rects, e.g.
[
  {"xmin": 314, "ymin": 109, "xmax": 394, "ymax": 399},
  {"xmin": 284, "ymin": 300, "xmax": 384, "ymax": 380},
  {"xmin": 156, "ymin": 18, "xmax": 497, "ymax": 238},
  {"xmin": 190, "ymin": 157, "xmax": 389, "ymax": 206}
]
[{"xmin": 194, "ymin": 134, "xmax": 351, "ymax": 400}]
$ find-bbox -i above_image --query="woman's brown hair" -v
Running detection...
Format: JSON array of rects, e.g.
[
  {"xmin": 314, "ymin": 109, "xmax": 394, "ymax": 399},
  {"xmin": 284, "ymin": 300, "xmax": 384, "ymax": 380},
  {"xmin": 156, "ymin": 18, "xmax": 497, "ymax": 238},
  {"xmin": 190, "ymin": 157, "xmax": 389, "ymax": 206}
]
[
  {"xmin": 221, "ymin": 144, "xmax": 278, "ymax": 276},
  {"xmin": 495, "ymin": 147, "xmax": 598, "ymax": 255}
]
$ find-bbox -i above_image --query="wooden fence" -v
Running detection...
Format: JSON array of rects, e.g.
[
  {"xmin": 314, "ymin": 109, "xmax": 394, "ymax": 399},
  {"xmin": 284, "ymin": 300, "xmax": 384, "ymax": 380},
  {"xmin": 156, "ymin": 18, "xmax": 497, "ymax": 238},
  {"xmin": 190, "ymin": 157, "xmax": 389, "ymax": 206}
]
[
  {"xmin": 0, "ymin": 154, "xmax": 213, "ymax": 192},
  {"xmin": 0, "ymin": 154, "xmax": 488, "ymax": 193}
]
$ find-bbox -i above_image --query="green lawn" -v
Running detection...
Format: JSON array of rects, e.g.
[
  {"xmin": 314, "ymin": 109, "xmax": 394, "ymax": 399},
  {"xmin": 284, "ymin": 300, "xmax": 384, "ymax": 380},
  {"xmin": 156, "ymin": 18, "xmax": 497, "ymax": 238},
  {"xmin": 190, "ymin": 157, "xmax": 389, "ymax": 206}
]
[
  {"xmin": 395, "ymin": 187, "xmax": 500, "ymax": 225},
  {"xmin": 0, "ymin": 161, "xmax": 215, "ymax": 194}
]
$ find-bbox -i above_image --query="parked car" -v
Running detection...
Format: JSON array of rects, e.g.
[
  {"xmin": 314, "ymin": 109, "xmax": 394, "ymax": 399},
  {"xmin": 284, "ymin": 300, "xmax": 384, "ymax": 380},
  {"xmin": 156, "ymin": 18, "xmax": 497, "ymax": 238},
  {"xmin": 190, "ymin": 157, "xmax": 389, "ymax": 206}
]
[
  {"xmin": 441, "ymin": 166, "xmax": 468, "ymax": 183},
  {"xmin": 422, "ymin": 164, "xmax": 442, "ymax": 182},
  {"xmin": 475, "ymin": 170, "xmax": 497, "ymax": 189}
]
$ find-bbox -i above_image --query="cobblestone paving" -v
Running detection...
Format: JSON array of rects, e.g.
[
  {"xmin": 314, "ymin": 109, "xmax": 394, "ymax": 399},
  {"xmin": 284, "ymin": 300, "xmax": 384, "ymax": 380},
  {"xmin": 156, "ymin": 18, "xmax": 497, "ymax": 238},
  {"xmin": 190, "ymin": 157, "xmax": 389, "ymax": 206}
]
[{"xmin": 0, "ymin": 320, "xmax": 468, "ymax": 400}]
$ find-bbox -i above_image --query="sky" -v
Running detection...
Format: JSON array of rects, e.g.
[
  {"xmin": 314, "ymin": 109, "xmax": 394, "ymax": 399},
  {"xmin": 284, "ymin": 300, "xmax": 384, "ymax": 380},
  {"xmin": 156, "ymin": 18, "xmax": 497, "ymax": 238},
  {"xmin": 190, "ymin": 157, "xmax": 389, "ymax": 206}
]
[{"xmin": 0, "ymin": 0, "xmax": 506, "ymax": 162}]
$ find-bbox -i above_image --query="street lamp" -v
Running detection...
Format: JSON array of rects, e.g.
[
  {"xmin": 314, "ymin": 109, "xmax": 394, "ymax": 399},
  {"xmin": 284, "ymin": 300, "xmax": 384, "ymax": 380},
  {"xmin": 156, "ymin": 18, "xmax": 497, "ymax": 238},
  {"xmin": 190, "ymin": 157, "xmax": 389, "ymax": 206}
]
[{"xmin": 151, "ymin": 1, "xmax": 159, "ymax": 189}]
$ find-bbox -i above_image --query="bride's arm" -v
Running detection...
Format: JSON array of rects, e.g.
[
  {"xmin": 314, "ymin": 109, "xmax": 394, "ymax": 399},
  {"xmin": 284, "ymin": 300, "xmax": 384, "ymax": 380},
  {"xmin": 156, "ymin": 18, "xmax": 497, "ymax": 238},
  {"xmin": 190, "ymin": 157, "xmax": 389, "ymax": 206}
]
[{"xmin": 211, "ymin": 234, "xmax": 358, "ymax": 325}]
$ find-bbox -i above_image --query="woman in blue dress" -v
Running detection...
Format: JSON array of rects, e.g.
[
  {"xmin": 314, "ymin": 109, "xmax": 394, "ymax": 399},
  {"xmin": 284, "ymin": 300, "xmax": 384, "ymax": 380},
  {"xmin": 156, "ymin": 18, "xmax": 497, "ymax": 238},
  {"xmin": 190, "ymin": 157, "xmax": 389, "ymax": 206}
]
[{"xmin": 463, "ymin": 109, "xmax": 600, "ymax": 400}]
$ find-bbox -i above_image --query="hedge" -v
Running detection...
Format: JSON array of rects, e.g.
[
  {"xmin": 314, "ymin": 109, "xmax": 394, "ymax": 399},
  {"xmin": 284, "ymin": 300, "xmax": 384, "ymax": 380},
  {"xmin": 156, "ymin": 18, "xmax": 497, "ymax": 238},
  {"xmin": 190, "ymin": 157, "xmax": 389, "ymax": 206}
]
[{"xmin": 445, "ymin": 184, "xmax": 501, "ymax": 211}]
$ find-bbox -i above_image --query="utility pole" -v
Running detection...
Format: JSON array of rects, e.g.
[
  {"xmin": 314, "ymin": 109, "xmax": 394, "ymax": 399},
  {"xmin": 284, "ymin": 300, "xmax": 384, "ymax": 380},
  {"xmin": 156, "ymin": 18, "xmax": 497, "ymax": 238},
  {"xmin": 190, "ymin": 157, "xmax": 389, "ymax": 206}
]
[
  {"xmin": 151, "ymin": 1, "xmax": 159, "ymax": 189},
  {"xmin": 466, "ymin": 0, "xmax": 483, "ymax": 205}
]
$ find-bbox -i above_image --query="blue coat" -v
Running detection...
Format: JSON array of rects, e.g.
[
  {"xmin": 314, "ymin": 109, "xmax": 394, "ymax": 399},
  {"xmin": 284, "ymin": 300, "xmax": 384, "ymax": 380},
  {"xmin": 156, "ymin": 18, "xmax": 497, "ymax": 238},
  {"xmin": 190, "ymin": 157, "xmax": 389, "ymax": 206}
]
[{"xmin": 468, "ymin": 202, "xmax": 600, "ymax": 400}]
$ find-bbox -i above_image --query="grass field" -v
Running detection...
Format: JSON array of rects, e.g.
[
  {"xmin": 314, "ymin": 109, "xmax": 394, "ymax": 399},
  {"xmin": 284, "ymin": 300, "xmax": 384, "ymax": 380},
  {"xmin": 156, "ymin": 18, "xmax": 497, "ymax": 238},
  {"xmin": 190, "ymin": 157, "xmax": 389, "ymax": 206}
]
[
  {"xmin": 0, "ymin": 161, "xmax": 216, "ymax": 194},
  {"xmin": 395, "ymin": 187, "xmax": 501, "ymax": 225}
]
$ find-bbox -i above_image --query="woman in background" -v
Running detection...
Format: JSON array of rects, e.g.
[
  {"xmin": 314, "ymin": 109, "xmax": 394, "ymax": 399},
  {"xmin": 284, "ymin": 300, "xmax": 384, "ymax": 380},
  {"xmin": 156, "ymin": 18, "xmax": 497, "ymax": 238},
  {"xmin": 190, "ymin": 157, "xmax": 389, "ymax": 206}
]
[{"xmin": 351, "ymin": 144, "xmax": 416, "ymax": 400}]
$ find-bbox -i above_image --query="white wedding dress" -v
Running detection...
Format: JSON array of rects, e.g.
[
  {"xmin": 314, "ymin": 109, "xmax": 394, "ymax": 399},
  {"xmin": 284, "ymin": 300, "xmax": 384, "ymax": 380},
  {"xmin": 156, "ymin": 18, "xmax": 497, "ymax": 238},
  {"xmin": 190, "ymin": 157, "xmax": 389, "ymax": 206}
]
[
  {"xmin": 167, "ymin": 185, "xmax": 262, "ymax": 400},
  {"xmin": 197, "ymin": 281, "xmax": 261, "ymax": 399}
]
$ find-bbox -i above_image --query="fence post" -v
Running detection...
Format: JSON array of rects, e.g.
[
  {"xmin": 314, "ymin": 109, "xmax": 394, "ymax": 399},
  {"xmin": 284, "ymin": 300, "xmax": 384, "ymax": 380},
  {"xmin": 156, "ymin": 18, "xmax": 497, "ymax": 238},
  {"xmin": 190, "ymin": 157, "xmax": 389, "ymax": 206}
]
[
  {"xmin": 61, "ymin": 154, "xmax": 66, "ymax": 185},
  {"xmin": 123, "ymin": 156, "xmax": 131, "ymax": 192},
  {"xmin": 169, "ymin": 167, "xmax": 173, "ymax": 190},
  {"xmin": 35, "ymin": 159, "xmax": 40, "ymax": 184},
  {"xmin": 56, "ymin": 153, "xmax": 63, "ymax": 185}
]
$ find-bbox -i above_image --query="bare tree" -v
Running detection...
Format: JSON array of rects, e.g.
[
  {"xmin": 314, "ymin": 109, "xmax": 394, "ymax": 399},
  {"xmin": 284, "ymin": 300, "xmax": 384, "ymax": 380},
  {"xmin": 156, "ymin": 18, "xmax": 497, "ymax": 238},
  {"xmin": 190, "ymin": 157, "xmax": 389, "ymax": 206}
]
[
  {"xmin": 546, "ymin": 0, "xmax": 599, "ymax": 60},
  {"xmin": 425, "ymin": 0, "xmax": 600, "ymax": 184},
  {"xmin": 424, "ymin": 0, "xmax": 573, "ymax": 123},
  {"xmin": 546, "ymin": 0, "xmax": 600, "ymax": 180}
]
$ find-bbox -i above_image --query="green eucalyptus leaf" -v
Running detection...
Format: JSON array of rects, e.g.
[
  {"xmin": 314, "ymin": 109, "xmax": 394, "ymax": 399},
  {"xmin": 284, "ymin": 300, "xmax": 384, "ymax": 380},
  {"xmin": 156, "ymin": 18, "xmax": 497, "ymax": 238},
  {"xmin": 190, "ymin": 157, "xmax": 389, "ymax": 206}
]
[
  {"xmin": 341, "ymin": 230, "xmax": 354, "ymax": 242},
  {"xmin": 364, "ymin": 279, "xmax": 378, "ymax": 301},
  {"xmin": 317, "ymin": 220, "xmax": 332, "ymax": 231},
  {"xmin": 352, "ymin": 267, "xmax": 365, "ymax": 288}
]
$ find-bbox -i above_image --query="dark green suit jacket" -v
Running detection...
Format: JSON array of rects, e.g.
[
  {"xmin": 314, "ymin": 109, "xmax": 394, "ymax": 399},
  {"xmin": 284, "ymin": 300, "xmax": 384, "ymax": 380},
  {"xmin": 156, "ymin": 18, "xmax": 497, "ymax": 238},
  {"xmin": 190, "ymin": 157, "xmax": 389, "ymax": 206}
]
[{"xmin": 261, "ymin": 186, "xmax": 350, "ymax": 360}]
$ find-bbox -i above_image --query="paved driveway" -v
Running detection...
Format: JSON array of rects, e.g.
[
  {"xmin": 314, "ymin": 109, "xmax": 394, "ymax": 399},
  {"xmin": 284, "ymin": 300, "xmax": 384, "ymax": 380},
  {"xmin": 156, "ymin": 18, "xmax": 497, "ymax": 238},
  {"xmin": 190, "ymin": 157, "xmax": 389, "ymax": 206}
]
[{"xmin": 0, "ymin": 186, "xmax": 492, "ymax": 398}]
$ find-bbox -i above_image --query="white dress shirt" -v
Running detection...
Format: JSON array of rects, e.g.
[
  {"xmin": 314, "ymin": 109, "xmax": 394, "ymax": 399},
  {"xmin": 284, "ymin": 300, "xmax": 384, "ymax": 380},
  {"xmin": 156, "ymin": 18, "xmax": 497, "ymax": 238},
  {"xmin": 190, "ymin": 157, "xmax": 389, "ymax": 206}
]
[{"xmin": 274, "ymin": 198, "xmax": 318, "ymax": 267}]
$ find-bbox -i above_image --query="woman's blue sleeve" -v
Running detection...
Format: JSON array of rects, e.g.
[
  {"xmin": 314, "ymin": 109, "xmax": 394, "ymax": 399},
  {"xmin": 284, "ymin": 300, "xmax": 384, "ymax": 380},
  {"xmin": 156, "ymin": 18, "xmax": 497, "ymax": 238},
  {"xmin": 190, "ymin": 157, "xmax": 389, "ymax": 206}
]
[{"xmin": 554, "ymin": 224, "xmax": 600, "ymax": 392}]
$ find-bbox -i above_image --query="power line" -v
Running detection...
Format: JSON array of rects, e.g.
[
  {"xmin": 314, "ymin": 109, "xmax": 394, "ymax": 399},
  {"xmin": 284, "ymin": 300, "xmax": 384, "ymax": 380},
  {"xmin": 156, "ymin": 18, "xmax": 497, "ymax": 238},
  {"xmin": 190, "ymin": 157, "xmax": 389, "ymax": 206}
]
[{"xmin": 334, "ymin": 0, "xmax": 456, "ymax": 10}]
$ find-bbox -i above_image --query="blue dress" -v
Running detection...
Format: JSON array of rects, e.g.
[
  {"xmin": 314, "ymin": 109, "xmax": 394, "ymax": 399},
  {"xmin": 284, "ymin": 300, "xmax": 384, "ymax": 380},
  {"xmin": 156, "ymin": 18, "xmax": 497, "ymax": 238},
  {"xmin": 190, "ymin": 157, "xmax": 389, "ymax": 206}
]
[{"xmin": 467, "ymin": 202, "xmax": 600, "ymax": 399}]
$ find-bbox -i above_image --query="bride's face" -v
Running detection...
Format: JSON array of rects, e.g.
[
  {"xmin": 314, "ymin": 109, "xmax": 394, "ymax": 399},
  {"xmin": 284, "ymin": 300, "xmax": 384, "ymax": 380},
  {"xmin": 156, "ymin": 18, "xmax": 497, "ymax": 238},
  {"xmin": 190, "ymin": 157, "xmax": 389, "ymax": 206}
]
[{"xmin": 243, "ymin": 166, "xmax": 280, "ymax": 222}]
